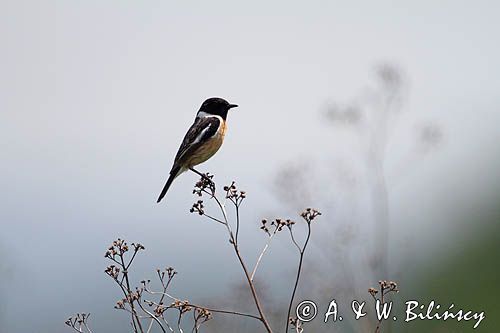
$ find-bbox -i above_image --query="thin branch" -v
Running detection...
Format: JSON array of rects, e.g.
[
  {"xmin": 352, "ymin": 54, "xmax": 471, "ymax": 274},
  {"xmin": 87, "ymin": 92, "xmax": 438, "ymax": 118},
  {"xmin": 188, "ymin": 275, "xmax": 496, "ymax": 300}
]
[
  {"xmin": 118, "ymin": 246, "xmax": 144, "ymax": 333},
  {"xmin": 126, "ymin": 249, "xmax": 140, "ymax": 270},
  {"xmin": 144, "ymin": 291, "xmax": 262, "ymax": 321},
  {"xmin": 285, "ymin": 222, "xmax": 312, "ymax": 332},
  {"xmin": 251, "ymin": 232, "xmax": 276, "ymax": 281},
  {"xmin": 136, "ymin": 301, "xmax": 168, "ymax": 333},
  {"xmin": 288, "ymin": 226, "xmax": 302, "ymax": 252},
  {"xmin": 201, "ymin": 213, "xmax": 226, "ymax": 225},
  {"xmin": 176, "ymin": 309, "xmax": 184, "ymax": 333},
  {"xmin": 210, "ymin": 190, "xmax": 273, "ymax": 332},
  {"xmin": 235, "ymin": 201, "xmax": 241, "ymax": 245}
]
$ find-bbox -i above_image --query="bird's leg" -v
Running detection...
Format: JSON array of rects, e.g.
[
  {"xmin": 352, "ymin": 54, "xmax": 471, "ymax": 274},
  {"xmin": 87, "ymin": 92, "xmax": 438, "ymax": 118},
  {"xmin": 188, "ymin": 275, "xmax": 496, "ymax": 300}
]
[
  {"xmin": 189, "ymin": 167, "xmax": 208, "ymax": 179},
  {"xmin": 189, "ymin": 167, "xmax": 216, "ymax": 192}
]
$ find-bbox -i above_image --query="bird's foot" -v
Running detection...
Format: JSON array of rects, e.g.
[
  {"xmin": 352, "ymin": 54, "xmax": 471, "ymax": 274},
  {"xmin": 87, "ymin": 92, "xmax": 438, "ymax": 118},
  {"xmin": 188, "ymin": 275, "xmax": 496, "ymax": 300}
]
[{"xmin": 190, "ymin": 168, "xmax": 216, "ymax": 196}]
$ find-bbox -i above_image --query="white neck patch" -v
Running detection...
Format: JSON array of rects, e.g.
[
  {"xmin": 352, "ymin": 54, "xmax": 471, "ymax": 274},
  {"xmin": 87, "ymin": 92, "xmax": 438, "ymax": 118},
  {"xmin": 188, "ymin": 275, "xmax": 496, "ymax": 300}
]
[
  {"xmin": 196, "ymin": 111, "xmax": 210, "ymax": 118},
  {"xmin": 197, "ymin": 111, "xmax": 223, "ymax": 119}
]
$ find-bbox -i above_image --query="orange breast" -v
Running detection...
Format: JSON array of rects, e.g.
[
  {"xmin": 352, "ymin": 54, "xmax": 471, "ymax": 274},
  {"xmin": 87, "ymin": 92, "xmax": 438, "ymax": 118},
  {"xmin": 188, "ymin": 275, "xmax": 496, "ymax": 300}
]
[{"xmin": 184, "ymin": 120, "xmax": 227, "ymax": 168}]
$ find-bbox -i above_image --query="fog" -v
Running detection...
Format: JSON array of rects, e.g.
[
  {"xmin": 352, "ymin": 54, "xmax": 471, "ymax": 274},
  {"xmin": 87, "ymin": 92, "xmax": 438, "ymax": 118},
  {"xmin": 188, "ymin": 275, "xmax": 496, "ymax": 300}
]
[{"xmin": 1, "ymin": 1, "xmax": 499, "ymax": 332}]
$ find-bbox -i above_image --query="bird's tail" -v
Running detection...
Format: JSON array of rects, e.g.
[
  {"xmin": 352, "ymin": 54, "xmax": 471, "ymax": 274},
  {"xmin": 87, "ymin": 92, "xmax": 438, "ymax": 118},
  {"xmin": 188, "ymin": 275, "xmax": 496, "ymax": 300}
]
[{"xmin": 157, "ymin": 166, "xmax": 182, "ymax": 203}]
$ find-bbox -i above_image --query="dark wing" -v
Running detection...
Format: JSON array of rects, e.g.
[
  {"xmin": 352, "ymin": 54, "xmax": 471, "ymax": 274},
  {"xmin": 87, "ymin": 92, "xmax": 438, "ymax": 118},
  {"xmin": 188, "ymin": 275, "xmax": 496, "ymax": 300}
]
[{"xmin": 171, "ymin": 116, "xmax": 220, "ymax": 170}]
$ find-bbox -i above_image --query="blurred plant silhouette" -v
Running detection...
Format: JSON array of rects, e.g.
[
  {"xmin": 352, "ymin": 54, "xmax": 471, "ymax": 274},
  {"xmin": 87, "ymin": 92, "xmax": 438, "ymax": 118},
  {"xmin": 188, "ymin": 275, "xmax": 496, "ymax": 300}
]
[{"xmin": 273, "ymin": 63, "xmax": 442, "ymax": 331}]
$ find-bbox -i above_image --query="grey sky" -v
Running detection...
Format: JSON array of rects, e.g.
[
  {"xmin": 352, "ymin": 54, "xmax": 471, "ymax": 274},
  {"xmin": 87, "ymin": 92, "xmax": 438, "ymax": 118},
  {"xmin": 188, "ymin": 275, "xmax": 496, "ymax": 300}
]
[{"xmin": 1, "ymin": 1, "xmax": 499, "ymax": 332}]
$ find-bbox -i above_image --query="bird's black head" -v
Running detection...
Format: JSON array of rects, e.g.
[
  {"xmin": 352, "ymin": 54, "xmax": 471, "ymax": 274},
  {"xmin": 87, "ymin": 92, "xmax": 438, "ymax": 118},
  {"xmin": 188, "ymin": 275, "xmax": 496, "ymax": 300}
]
[{"xmin": 197, "ymin": 97, "xmax": 238, "ymax": 120}]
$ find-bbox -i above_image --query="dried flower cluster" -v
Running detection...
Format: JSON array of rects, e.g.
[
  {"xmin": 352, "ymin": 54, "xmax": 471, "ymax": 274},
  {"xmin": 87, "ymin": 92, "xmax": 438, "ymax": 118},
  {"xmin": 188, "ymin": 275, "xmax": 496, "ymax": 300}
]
[
  {"xmin": 369, "ymin": 280, "xmax": 399, "ymax": 299},
  {"xmin": 188, "ymin": 173, "xmax": 321, "ymax": 333},
  {"xmin": 105, "ymin": 239, "xmax": 145, "ymax": 260},
  {"xmin": 194, "ymin": 307, "xmax": 213, "ymax": 329},
  {"xmin": 98, "ymin": 238, "xmax": 214, "ymax": 333},
  {"xmin": 192, "ymin": 172, "xmax": 215, "ymax": 196},
  {"xmin": 259, "ymin": 218, "xmax": 295, "ymax": 236},
  {"xmin": 190, "ymin": 199, "xmax": 204, "ymax": 215},
  {"xmin": 380, "ymin": 280, "xmax": 398, "ymax": 293},
  {"xmin": 284, "ymin": 208, "xmax": 322, "ymax": 332},
  {"xmin": 224, "ymin": 181, "xmax": 246, "ymax": 205},
  {"xmin": 171, "ymin": 299, "xmax": 192, "ymax": 313},
  {"xmin": 300, "ymin": 207, "xmax": 321, "ymax": 223},
  {"xmin": 369, "ymin": 280, "xmax": 400, "ymax": 333},
  {"xmin": 67, "ymin": 172, "xmax": 322, "ymax": 333},
  {"xmin": 289, "ymin": 317, "xmax": 304, "ymax": 333},
  {"xmin": 65, "ymin": 313, "xmax": 92, "ymax": 333}
]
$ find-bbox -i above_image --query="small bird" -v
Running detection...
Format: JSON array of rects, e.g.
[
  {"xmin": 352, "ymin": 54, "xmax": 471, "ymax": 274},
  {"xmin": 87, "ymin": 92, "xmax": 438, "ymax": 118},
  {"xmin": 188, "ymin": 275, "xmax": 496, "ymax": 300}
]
[{"xmin": 157, "ymin": 97, "xmax": 238, "ymax": 203}]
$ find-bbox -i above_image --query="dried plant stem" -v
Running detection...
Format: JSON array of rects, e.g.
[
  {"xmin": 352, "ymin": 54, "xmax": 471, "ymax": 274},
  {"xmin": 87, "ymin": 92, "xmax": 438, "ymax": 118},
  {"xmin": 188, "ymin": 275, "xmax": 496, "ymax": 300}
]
[
  {"xmin": 232, "ymin": 242, "xmax": 273, "ymax": 332},
  {"xmin": 84, "ymin": 322, "xmax": 93, "ymax": 333},
  {"xmin": 66, "ymin": 313, "xmax": 93, "ymax": 333},
  {"xmin": 176, "ymin": 310, "xmax": 184, "ymax": 333},
  {"xmin": 369, "ymin": 281, "xmax": 398, "ymax": 333},
  {"xmin": 192, "ymin": 178, "xmax": 319, "ymax": 333},
  {"xmin": 143, "ymin": 270, "xmax": 176, "ymax": 333},
  {"xmin": 250, "ymin": 233, "xmax": 276, "ymax": 281},
  {"xmin": 209, "ymin": 190, "xmax": 273, "ymax": 333},
  {"xmin": 374, "ymin": 285, "xmax": 388, "ymax": 333},
  {"xmin": 235, "ymin": 202, "xmax": 241, "ymax": 245},
  {"xmin": 202, "ymin": 213, "xmax": 225, "ymax": 225},
  {"xmin": 285, "ymin": 223, "xmax": 312, "ymax": 332},
  {"xmin": 68, "ymin": 176, "xmax": 321, "ymax": 333},
  {"xmin": 374, "ymin": 289, "xmax": 385, "ymax": 333},
  {"xmin": 118, "ymin": 248, "xmax": 144, "ymax": 333},
  {"xmin": 144, "ymin": 290, "xmax": 262, "ymax": 321},
  {"xmin": 139, "ymin": 302, "xmax": 170, "ymax": 333}
]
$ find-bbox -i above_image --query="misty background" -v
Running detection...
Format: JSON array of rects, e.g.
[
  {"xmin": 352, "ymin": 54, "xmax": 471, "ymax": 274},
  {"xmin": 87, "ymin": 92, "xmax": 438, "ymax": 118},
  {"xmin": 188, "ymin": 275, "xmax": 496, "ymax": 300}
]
[{"xmin": 1, "ymin": 1, "xmax": 499, "ymax": 332}]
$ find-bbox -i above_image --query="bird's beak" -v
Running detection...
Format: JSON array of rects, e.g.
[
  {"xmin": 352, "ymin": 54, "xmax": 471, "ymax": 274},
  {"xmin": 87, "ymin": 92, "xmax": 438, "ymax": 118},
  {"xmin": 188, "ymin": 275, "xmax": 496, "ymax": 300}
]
[{"xmin": 228, "ymin": 104, "xmax": 238, "ymax": 109}]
